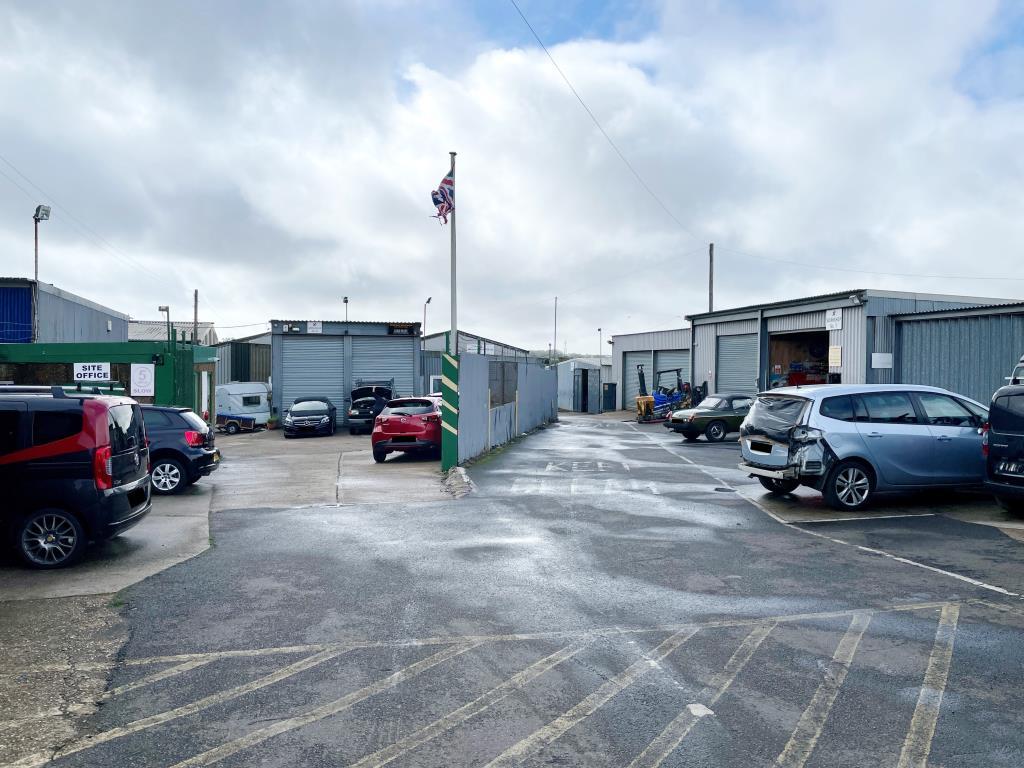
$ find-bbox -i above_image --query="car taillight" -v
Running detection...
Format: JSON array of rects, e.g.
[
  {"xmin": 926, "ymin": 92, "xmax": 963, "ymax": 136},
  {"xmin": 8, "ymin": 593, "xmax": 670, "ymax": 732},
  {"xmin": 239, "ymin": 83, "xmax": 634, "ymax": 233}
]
[
  {"xmin": 981, "ymin": 422, "xmax": 990, "ymax": 457},
  {"xmin": 185, "ymin": 430, "xmax": 205, "ymax": 447},
  {"xmin": 422, "ymin": 413, "xmax": 441, "ymax": 424},
  {"xmin": 93, "ymin": 445, "xmax": 113, "ymax": 490}
]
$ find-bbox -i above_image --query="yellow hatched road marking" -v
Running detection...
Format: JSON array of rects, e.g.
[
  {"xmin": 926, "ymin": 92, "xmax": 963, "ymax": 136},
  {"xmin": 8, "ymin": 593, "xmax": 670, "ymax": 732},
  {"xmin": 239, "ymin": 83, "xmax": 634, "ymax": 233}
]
[
  {"xmin": 774, "ymin": 613, "xmax": 873, "ymax": 768},
  {"xmin": 169, "ymin": 642, "xmax": 481, "ymax": 768},
  {"xmin": 627, "ymin": 623, "xmax": 776, "ymax": 768},
  {"xmin": 896, "ymin": 603, "xmax": 961, "ymax": 768},
  {"xmin": 6, "ymin": 648, "xmax": 350, "ymax": 768},
  {"xmin": 349, "ymin": 642, "xmax": 588, "ymax": 768},
  {"xmin": 99, "ymin": 656, "xmax": 220, "ymax": 701},
  {"xmin": 483, "ymin": 627, "xmax": 700, "ymax": 768}
]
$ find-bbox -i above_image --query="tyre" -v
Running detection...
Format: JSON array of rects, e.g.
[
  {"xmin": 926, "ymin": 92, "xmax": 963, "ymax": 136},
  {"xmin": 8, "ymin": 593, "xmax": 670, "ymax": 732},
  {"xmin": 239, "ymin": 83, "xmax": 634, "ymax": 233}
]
[
  {"xmin": 16, "ymin": 509, "xmax": 86, "ymax": 569},
  {"xmin": 682, "ymin": 432, "xmax": 699, "ymax": 443},
  {"xmin": 225, "ymin": 422, "xmax": 240, "ymax": 435},
  {"xmin": 151, "ymin": 457, "xmax": 187, "ymax": 495},
  {"xmin": 373, "ymin": 448, "xmax": 388, "ymax": 464},
  {"xmin": 758, "ymin": 477, "xmax": 800, "ymax": 495},
  {"xmin": 823, "ymin": 460, "xmax": 874, "ymax": 510},
  {"xmin": 705, "ymin": 420, "xmax": 727, "ymax": 442}
]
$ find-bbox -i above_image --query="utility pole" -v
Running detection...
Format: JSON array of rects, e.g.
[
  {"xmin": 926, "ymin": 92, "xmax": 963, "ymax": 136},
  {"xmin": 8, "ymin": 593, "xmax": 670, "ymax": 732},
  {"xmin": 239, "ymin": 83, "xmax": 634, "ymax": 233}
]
[
  {"xmin": 553, "ymin": 296, "xmax": 558, "ymax": 363},
  {"xmin": 193, "ymin": 289, "xmax": 199, "ymax": 345},
  {"xmin": 708, "ymin": 242, "xmax": 714, "ymax": 312},
  {"xmin": 598, "ymin": 327, "xmax": 602, "ymax": 362}
]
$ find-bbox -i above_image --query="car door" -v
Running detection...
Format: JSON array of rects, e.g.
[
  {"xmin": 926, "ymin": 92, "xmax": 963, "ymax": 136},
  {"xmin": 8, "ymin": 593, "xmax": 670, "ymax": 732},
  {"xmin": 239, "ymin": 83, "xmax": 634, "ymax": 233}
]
[
  {"xmin": 728, "ymin": 397, "xmax": 753, "ymax": 430},
  {"xmin": 913, "ymin": 392, "xmax": 985, "ymax": 483},
  {"xmin": 855, "ymin": 391, "xmax": 934, "ymax": 486}
]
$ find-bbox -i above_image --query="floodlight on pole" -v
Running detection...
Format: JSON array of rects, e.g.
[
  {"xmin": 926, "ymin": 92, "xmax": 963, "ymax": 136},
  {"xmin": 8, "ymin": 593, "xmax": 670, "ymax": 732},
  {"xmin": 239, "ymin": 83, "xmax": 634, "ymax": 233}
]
[
  {"xmin": 158, "ymin": 305, "xmax": 171, "ymax": 347},
  {"xmin": 343, "ymin": 296, "xmax": 349, "ymax": 323},
  {"xmin": 31, "ymin": 205, "xmax": 52, "ymax": 341},
  {"xmin": 423, "ymin": 296, "xmax": 431, "ymax": 336}
]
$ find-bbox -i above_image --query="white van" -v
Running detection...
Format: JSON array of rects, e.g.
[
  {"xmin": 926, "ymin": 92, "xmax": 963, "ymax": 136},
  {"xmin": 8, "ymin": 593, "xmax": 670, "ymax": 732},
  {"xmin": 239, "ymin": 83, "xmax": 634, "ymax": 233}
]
[
  {"xmin": 215, "ymin": 382, "xmax": 271, "ymax": 430},
  {"xmin": 1006, "ymin": 355, "xmax": 1024, "ymax": 386}
]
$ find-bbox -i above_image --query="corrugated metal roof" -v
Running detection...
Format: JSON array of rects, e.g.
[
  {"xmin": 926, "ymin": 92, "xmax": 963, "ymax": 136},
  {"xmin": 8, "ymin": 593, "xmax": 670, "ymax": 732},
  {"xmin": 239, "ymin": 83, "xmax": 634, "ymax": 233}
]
[
  {"xmin": 129, "ymin": 320, "xmax": 218, "ymax": 343},
  {"xmin": 274, "ymin": 319, "xmax": 416, "ymax": 325},
  {"xmin": 891, "ymin": 301, "xmax": 1024, "ymax": 320},
  {"xmin": 687, "ymin": 290, "xmax": 866, "ymax": 321}
]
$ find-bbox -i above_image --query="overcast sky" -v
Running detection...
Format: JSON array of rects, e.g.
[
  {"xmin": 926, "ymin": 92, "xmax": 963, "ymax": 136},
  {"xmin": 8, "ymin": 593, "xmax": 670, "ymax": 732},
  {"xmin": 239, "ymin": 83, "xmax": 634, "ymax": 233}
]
[{"xmin": 1, "ymin": 1, "xmax": 1022, "ymax": 353}]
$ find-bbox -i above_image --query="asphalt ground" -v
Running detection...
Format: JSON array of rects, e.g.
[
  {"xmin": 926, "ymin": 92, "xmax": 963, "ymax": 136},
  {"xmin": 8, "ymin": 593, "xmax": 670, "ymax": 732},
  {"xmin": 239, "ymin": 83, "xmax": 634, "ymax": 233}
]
[{"xmin": 5, "ymin": 415, "xmax": 1024, "ymax": 767}]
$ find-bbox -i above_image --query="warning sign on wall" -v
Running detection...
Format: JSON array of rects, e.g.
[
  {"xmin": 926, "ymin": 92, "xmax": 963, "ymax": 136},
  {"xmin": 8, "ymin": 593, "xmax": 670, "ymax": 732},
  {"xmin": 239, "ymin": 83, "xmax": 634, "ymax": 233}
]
[{"xmin": 828, "ymin": 346, "xmax": 842, "ymax": 368}]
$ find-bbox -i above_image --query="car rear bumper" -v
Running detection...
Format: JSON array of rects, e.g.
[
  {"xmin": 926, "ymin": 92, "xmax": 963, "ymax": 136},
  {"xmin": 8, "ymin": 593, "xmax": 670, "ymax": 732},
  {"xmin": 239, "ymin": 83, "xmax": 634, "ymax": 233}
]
[
  {"xmin": 740, "ymin": 462, "xmax": 801, "ymax": 480},
  {"xmin": 374, "ymin": 438, "xmax": 439, "ymax": 453},
  {"xmin": 348, "ymin": 417, "xmax": 374, "ymax": 428},
  {"xmin": 100, "ymin": 475, "xmax": 153, "ymax": 538},
  {"xmin": 190, "ymin": 448, "xmax": 221, "ymax": 479}
]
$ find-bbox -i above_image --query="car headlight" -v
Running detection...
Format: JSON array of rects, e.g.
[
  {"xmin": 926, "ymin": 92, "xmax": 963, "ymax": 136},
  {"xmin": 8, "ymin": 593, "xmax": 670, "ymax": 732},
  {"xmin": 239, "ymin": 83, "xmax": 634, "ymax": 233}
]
[
  {"xmin": 284, "ymin": 415, "xmax": 293, "ymax": 423},
  {"xmin": 319, "ymin": 416, "xmax": 330, "ymax": 424}
]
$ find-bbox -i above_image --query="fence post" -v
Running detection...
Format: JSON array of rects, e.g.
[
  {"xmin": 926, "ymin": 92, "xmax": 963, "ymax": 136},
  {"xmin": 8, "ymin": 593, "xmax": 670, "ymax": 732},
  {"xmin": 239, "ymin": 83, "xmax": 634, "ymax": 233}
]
[{"xmin": 441, "ymin": 352, "xmax": 459, "ymax": 470}]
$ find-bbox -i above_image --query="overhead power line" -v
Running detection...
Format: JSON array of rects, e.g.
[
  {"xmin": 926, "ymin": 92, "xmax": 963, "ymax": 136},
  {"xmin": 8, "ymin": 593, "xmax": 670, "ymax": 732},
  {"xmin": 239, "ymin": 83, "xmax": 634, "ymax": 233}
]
[{"xmin": 507, "ymin": 0, "xmax": 702, "ymax": 246}]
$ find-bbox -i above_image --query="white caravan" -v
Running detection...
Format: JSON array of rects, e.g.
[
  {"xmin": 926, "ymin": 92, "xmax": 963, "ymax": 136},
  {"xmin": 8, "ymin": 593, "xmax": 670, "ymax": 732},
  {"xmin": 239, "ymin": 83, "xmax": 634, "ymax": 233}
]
[{"xmin": 215, "ymin": 382, "xmax": 271, "ymax": 428}]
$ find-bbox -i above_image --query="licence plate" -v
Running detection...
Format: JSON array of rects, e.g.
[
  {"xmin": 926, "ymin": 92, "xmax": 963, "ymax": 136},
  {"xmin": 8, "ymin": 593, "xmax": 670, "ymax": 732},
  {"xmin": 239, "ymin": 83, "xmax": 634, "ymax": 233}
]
[
  {"xmin": 750, "ymin": 440, "xmax": 773, "ymax": 454},
  {"xmin": 999, "ymin": 461, "xmax": 1024, "ymax": 475}
]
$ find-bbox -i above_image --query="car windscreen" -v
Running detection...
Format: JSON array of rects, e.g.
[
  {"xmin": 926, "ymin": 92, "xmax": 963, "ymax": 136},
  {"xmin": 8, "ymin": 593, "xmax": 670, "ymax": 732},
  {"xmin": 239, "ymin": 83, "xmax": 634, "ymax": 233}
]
[
  {"xmin": 108, "ymin": 404, "xmax": 145, "ymax": 453},
  {"xmin": 991, "ymin": 393, "xmax": 1024, "ymax": 432},
  {"xmin": 700, "ymin": 397, "xmax": 726, "ymax": 409},
  {"xmin": 292, "ymin": 400, "xmax": 329, "ymax": 414},
  {"xmin": 383, "ymin": 400, "xmax": 436, "ymax": 416},
  {"xmin": 744, "ymin": 395, "xmax": 808, "ymax": 440},
  {"xmin": 179, "ymin": 411, "xmax": 208, "ymax": 430}
]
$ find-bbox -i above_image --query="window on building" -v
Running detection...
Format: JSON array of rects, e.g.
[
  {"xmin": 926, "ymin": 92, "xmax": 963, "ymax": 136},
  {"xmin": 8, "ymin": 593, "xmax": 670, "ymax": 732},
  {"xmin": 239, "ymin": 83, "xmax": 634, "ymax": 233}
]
[{"xmin": 32, "ymin": 411, "xmax": 82, "ymax": 446}]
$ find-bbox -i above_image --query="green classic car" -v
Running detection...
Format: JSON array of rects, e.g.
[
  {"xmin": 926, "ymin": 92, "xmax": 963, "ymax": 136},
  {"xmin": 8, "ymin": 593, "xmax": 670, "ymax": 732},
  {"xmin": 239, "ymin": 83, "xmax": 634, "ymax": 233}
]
[{"xmin": 664, "ymin": 393, "xmax": 754, "ymax": 442}]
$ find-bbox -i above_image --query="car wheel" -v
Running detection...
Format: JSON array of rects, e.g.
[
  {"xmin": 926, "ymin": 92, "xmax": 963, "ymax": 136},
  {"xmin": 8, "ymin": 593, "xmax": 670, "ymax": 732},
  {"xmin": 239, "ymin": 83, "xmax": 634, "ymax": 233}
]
[
  {"xmin": 373, "ymin": 448, "xmax": 388, "ymax": 464},
  {"xmin": 151, "ymin": 457, "xmax": 186, "ymax": 495},
  {"xmin": 16, "ymin": 509, "xmax": 86, "ymax": 569},
  {"xmin": 225, "ymin": 422, "xmax": 240, "ymax": 435},
  {"xmin": 682, "ymin": 433, "xmax": 699, "ymax": 442},
  {"xmin": 705, "ymin": 420, "xmax": 727, "ymax": 442},
  {"xmin": 758, "ymin": 477, "xmax": 800, "ymax": 495},
  {"xmin": 823, "ymin": 460, "xmax": 874, "ymax": 510}
]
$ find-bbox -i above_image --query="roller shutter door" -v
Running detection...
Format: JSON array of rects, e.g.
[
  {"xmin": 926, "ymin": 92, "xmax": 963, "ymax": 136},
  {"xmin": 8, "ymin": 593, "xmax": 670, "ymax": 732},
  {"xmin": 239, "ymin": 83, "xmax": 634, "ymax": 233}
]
[
  {"xmin": 281, "ymin": 336, "xmax": 346, "ymax": 423},
  {"xmin": 654, "ymin": 350, "xmax": 690, "ymax": 381},
  {"xmin": 716, "ymin": 334, "xmax": 758, "ymax": 394},
  {"xmin": 352, "ymin": 336, "xmax": 417, "ymax": 397},
  {"xmin": 623, "ymin": 351, "xmax": 652, "ymax": 408}
]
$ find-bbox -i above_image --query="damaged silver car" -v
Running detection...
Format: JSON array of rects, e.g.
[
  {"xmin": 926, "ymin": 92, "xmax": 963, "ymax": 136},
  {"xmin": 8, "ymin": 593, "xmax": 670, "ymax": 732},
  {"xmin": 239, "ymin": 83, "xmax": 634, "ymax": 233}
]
[{"xmin": 738, "ymin": 385, "xmax": 988, "ymax": 510}]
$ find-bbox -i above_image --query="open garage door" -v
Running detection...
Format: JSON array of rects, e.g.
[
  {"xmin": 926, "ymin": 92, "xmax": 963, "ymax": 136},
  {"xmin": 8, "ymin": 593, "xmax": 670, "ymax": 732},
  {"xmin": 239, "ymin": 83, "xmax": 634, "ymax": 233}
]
[
  {"xmin": 623, "ymin": 351, "xmax": 652, "ymax": 409},
  {"xmin": 716, "ymin": 334, "xmax": 758, "ymax": 394},
  {"xmin": 768, "ymin": 330, "xmax": 829, "ymax": 388},
  {"xmin": 281, "ymin": 336, "xmax": 346, "ymax": 424}
]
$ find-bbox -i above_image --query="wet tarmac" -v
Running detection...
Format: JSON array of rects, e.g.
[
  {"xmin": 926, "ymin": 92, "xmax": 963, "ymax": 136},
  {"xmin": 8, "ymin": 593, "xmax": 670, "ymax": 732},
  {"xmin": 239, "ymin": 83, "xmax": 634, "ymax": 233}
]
[{"xmin": 8, "ymin": 415, "xmax": 1024, "ymax": 767}]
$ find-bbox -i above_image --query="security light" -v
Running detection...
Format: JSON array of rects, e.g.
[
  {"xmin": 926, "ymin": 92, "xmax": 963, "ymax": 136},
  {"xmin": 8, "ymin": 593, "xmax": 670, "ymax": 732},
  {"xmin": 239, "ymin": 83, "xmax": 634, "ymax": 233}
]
[{"xmin": 33, "ymin": 205, "xmax": 50, "ymax": 221}]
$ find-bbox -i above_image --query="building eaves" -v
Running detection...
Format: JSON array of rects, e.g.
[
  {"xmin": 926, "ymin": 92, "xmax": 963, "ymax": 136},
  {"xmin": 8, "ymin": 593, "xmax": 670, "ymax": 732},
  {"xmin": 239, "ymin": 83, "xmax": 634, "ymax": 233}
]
[
  {"xmin": 891, "ymin": 301, "xmax": 1024, "ymax": 322},
  {"xmin": 686, "ymin": 290, "xmax": 866, "ymax": 323}
]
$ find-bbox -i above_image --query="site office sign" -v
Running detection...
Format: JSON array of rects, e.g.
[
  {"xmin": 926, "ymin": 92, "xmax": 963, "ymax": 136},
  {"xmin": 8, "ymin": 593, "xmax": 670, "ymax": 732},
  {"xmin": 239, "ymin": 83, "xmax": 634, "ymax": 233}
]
[{"xmin": 73, "ymin": 362, "xmax": 111, "ymax": 382}]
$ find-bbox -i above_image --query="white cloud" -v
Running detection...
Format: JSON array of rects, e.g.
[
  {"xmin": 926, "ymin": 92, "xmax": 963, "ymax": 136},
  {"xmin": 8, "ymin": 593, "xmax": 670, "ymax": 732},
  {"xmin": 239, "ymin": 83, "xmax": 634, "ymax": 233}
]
[{"xmin": 0, "ymin": 1, "xmax": 1021, "ymax": 352}]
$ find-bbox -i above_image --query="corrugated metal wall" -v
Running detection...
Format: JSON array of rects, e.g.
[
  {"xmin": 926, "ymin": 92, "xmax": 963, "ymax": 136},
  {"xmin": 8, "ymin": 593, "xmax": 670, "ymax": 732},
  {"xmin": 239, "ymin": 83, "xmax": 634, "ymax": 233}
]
[
  {"xmin": 610, "ymin": 329, "xmax": 690, "ymax": 406},
  {"xmin": 457, "ymin": 354, "xmax": 557, "ymax": 463},
  {"xmin": 215, "ymin": 344, "xmax": 233, "ymax": 384},
  {"xmin": 280, "ymin": 337, "xmax": 346, "ymax": 424},
  {"xmin": 36, "ymin": 286, "xmax": 128, "ymax": 342},
  {"xmin": 251, "ymin": 344, "xmax": 271, "ymax": 383},
  {"xmin": 421, "ymin": 350, "xmax": 442, "ymax": 393},
  {"xmin": 831, "ymin": 304, "xmax": 866, "ymax": 384},
  {"xmin": 0, "ymin": 286, "xmax": 32, "ymax": 342},
  {"xmin": 352, "ymin": 336, "xmax": 417, "ymax": 396},
  {"xmin": 716, "ymin": 334, "xmax": 759, "ymax": 393},
  {"xmin": 766, "ymin": 311, "xmax": 826, "ymax": 332},
  {"xmin": 653, "ymin": 350, "xmax": 690, "ymax": 376},
  {"xmin": 692, "ymin": 324, "xmax": 716, "ymax": 390},
  {"xmin": 898, "ymin": 314, "xmax": 1024, "ymax": 403}
]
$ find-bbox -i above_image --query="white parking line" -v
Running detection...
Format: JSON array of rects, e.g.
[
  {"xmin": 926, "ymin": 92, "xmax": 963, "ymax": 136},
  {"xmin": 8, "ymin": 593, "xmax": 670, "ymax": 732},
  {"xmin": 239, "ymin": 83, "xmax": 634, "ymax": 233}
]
[{"xmin": 796, "ymin": 513, "xmax": 936, "ymax": 524}]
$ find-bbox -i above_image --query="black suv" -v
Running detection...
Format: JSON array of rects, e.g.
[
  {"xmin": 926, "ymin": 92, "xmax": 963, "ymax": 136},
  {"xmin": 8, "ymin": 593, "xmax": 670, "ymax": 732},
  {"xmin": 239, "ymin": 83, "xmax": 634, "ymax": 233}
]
[
  {"xmin": 0, "ymin": 386, "xmax": 152, "ymax": 568},
  {"xmin": 347, "ymin": 382, "xmax": 393, "ymax": 435},
  {"xmin": 985, "ymin": 385, "xmax": 1024, "ymax": 514},
  {"xmin": 141, "ymin": 406, "xmax": 221, "ymax": 495}
]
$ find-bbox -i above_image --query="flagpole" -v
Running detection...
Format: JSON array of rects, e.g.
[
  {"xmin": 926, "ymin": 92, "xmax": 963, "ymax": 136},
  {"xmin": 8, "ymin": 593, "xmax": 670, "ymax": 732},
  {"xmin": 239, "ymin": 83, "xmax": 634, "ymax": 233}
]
[{"xmin": 449, "ymin": 151, "xmax": 457, "ymax": 355}]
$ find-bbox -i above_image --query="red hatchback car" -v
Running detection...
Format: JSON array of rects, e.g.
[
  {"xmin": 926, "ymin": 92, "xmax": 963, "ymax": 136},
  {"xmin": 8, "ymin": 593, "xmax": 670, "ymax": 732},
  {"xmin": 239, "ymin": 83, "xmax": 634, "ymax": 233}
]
[{"xmin": 371, "ymin": 397, "xmax": 442, "ymax": 463}]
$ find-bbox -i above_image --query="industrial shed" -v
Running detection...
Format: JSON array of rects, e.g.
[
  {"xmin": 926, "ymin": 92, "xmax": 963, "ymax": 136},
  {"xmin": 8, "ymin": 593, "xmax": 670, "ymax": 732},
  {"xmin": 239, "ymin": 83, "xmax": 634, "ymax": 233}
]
[
  {"xmin": 894, "ymin": 302, "xmax": 1024, "ymax": 403},
  {"xmin": 610, "ymin": 328, "xmax": 691, "ymax": 410},
  {"xmin": 556, "ymin": 358, "xmax": 604, "ymax": 413},
  {"xmin": 271, "ymin": 320, "xmax": 421, "ymax": 424},
  {"xmin": 214, "ymin": 332, "xmax": 271, "ymax": 385},
  {"xmin": 0, "ymin": 277, "xmax": 128, "ymax": 343},
  {"xmin": 684, "ymin": 290, "xmax": 1011, "ymax": 396}
]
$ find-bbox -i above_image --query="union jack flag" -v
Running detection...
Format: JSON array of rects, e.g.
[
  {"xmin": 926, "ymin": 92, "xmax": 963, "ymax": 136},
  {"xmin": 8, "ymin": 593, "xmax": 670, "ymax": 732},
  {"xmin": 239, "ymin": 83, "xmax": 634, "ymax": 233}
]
[{"xmin": 431, "ymin": 171, "xmax": 454, "ymax": 224}]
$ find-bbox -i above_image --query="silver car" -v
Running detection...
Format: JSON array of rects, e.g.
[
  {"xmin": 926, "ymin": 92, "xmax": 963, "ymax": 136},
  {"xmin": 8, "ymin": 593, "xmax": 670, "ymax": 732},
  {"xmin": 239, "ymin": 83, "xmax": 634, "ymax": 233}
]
[{"xmin": 738, "ymin": 384, "xmax": 989, "ymax": 510}]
